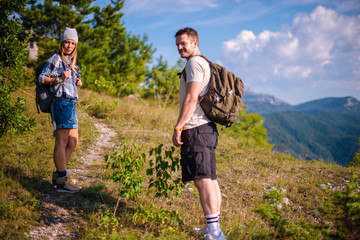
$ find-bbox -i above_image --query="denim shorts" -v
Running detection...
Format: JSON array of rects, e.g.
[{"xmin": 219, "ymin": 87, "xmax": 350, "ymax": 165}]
[
  {"xmin": 180, "ymin": 122, "xmax": 218, "ymax": 182},
  {"xmin": 51, "ymin": 98, "xmax": 78, "ymax": 135}
]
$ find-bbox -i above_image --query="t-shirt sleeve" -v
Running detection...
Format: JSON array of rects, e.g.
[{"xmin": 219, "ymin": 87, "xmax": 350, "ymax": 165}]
[{"xmin": 185, "ymin": 57, "xmax": 205, "ymax": 83}]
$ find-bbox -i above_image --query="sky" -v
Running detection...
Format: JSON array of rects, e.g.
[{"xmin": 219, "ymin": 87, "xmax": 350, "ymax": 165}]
[{"xmin": 97, "ymin": 0, "xmax": 360, "ymax": 105}]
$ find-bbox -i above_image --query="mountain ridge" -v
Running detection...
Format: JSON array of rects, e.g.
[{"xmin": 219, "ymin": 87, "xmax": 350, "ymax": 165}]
[
  {"xmin": 243, "ymin": 88, "xmax": 360, "ymax": 115},
  {"xmin": 242, "ymin": 90, "xmax": 360, "ymax": 166}
]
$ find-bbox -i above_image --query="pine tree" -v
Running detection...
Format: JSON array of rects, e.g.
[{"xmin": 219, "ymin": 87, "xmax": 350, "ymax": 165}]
[{"xmin": 22, "ymin": 0, "xmax": 154, "ymax": 95}]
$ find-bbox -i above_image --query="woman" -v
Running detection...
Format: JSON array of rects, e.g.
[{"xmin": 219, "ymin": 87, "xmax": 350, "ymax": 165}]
[{"xmin": 39, "ymin": 27, "xmax": 82, "ymax": 193}]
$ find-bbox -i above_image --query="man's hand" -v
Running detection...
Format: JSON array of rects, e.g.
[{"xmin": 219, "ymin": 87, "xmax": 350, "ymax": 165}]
[{"xmin": 172, "ymin": 130, "xmax": 183, "ymax": 147}]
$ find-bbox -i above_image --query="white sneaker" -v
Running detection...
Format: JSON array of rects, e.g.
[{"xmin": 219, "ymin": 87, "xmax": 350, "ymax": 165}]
[
  {"xmin": 204, "ymin": 231, "xmax": 226, "ymax": 240},
  {"xmin": 55, "ymin": 173, "xmax": 81, "ymax": 193},
  {"xmin": 192, "ymin": 226, "xmax": 207, "ymax": 235}
]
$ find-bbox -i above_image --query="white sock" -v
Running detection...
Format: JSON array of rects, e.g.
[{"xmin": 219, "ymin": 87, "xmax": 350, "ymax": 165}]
[{"xmin": 206, "ymin": 212, "xmax": 221, "ymax": 237}]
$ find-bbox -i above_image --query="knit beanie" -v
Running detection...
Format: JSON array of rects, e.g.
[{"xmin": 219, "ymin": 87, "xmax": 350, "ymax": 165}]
[{"xmin": 60, "ymin": 27, "xmax": 78, "ymax": 44}]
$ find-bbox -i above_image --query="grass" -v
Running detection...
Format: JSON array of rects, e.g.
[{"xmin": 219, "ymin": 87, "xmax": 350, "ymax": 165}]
[{"xmin": 0, "ymin": 87, "xmax": 359, "ymax": 239}]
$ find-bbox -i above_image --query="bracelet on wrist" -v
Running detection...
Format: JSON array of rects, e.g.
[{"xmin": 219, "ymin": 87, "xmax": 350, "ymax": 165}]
[
  {"xmin": 52, "ymin": 77, "xmax": 59, "ymax": 85},
  {"xmin": 174, "ymin": 126, "xmax": 183, "ymax": 131}
]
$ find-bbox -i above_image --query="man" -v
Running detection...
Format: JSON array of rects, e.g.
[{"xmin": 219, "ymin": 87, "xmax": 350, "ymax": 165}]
[{"xmin": 172, "ymin": 27, "xmax": 226, "ymax": 240}]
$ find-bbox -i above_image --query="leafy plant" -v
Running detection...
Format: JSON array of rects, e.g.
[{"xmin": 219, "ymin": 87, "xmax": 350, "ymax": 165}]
[
  {"xmin": 105, "ymin": 143, "xmax": 146, "ymax": 216},
  {"xmin": 332, "ymin": 173, "xmax": 360, "ymax": 239},
  {"xmin": 132, "ymin": 202, "xmax": 184, "ymax": 233},
  {"xmin": 146, "ymin": 144, "xmax": 185, "ymax": 198}
]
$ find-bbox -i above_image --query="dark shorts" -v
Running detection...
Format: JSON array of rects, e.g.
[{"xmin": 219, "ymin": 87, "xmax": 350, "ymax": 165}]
[
  {"xmin": 180, "ymin": 122, "xmax": 218, "ymax": 182},
  {"xmin": 51, "ymin": 98, "xmax": 78, "ymax": 136}
]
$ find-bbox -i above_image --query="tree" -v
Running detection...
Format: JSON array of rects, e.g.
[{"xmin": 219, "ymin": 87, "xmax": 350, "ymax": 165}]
[
  {"xmin": 348, "ymin": 138, "xmax": 360, "ymax": 168},
  {"xmin": 0, "ymin": 0, "xmax": 36, "ymax": 137},
  {"xmin": 224, "ymin": 107, "xmax": 272, "ymax": 149},
  {"xmin": 22, "ymin": 0, "xmax": 155, "ymax": 95},
  {"xmin": 145, "ymin": 56, "xmax": 184, "ymax": 105}
]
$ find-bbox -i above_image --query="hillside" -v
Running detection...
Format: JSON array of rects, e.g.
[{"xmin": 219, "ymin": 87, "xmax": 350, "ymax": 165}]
[
  {"xmin": 0, "ymin": 87, "xmax": 359, "ymax": 239},
  {"xmin": 243, "ymin": 92, "xmax": 360, "ymax": 166},
  {"xmin": 264, "ymin": 111, "xmax": 360, "ymax": 165}
]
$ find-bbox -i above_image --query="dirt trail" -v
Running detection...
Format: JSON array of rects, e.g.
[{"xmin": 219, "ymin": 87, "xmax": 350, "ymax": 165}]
[{"xmin": 26, "ymin": 121, "xmax": 117, "ymax": 240}]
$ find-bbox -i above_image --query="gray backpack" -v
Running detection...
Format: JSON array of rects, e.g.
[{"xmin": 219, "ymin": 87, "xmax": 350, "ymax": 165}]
[
  {"xmin": 35, "ymin": 54, "xmax": 63, "ymax": 113},
  {"xmin": 35, "ymin": 61, "xmax": 54, "ymax": 113},
  {"xmin": 180, "ymin": 55, "xmax": 244, "ymax": 128}
]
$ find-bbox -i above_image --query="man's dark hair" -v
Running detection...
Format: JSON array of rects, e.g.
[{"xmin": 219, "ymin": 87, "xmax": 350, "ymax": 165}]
[{"xmin": 175, "ymin": 27, "xmax": 199, "ymax": 42}]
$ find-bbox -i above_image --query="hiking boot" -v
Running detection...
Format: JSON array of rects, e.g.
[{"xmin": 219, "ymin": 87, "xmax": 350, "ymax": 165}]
[
  {"xmin": 52, "ymin": 171, "xmax": 58, "ymax": 185},
  {"xmin": 204, "ymin": 231, "xmax": 226, "ymax": 240},
  {"xmin": 192, "ymin": 226, "xmax": 207, "ymax": 235},
  {"xmin": 55, "ymin": 173, "xmax": 81, "ymax": 193}
]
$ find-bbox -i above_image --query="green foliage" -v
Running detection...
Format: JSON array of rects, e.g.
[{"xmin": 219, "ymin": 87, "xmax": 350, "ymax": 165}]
[
  {"xmin": 256, "ymin": 186, "xmax": 290, "ymax": 238},
  {"xmin": 332, "ymin": 173, "xmax": 360, "ymax": 239},
  {"xmin": 145, "ymin": 57, "xmax": 184, "ymax": 104},
  {"xmin": 132, "ymin": 202, "xmax": 184, "ymax": 234},
  {"xmin": 0, "ymin": 82, "xmax": 36, "ymax": 137},
  {"xmin": 87, "ymin": 99, "xmax": 119, "ymax": 119},
  {"xmin": 105, "ymin": 143, "xmax": 146, "ymax": 201},
  {"xmin": 0, "ymin": 0, "xmax": 29, "ymax": 68},
  {"xmin": 348, "ymin": 138, "xmax": 360, "ymax": 168},
  {"xmin": 224, "ymin": 107, "xmax": 272, "ymax": 149},
  {"xmin": 256, "ymin": 184, "xmax": 330, "ymax": 239},
  {"xmin": 82, "ymin": 207, "xmax": 120, "ymax": 240},
  {"xmin": 0, "ymin": 0, "xmax": 36, "ymax": 137},
  {"xmin": 22, "ymin": 0, "xmax": 155, "ymax": 96},
  {"xmin": 104, "ymin": 143, "xmax": 185, "ymax": 234},
  {"xmin": 147, "ymin": 144, "xmax": 185, "ymax": 198}
]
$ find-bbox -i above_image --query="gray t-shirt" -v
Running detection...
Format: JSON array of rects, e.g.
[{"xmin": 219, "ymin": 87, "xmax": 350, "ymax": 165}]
[{"xmin": 179, "ymin": 56, "xmax": 211, "ymax": 129}]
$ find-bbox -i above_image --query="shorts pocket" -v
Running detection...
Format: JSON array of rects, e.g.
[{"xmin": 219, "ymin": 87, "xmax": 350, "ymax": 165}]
[{"xmin": 181, "ymin": 150, "xmax": 211, "ymax": 179}]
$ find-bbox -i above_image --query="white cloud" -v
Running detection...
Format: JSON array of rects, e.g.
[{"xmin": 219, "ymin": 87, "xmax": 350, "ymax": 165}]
[
  {"xmin": 222, "ymin": 5, "xmax": 360, "ymax": 103},
  {"xmin": 123, "ymin": 0, "xmax": 220, "ymax": 14}
]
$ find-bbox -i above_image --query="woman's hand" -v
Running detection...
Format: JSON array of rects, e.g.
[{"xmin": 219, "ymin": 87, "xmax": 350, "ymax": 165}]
[
  {"xmin": 60, "ymin": 71, "xmax": 70, "ymax": 82},
  {"xmin": 76, "ymin": 78, "xmax": 82, "ymax": 86}
]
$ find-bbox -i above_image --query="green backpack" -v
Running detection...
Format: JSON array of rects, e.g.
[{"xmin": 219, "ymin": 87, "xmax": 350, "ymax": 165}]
[{"xmin": 180, "ymin": 55, "xmax": 244, "ymax": 128}]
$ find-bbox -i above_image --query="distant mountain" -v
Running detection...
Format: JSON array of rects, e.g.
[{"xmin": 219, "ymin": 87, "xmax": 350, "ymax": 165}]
[
  {"xmin": 242, "ymin": 90, "xmax": 360, "ymax": 166},
  {"xmin": 243, "ymin": 89, "xmax": 292, "ymax": 114},
  {"xmin": 264, "ymin": 111, "xmax": 360, "ymax": 166},
  {"xmin": 294, "ymin": 96, "xmax": 360, "ymax": 116},
  {"xmin": 244, "ymin": 90, "xmax": 360, "ymax": 116}
]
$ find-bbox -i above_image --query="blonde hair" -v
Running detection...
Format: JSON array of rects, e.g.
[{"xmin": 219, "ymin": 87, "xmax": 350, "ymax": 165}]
[{"xmin": 59, "ymin": 42, "xmax": 77, "ymax": 72}]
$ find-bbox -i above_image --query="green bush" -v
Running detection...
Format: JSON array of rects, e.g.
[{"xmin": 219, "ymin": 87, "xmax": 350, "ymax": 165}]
[
  {"xmin": 0, "ymin": 0, "xmax": 36, "ymax": 137},
  {"xmin": 332, "ymin": 173, "xmax": 360, "ymax": 239},
  {"xmin": 224, "ymin": 107, "xmax": 272, "ymax": 149}
]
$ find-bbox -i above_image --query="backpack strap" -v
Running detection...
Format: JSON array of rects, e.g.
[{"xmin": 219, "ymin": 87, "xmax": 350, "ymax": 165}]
[
  {"xmin": 199, "ymin": 55, "xmax": 211, "ymax": 63},
  {"xmin": 177, "ymin": 68, "xmax": 187, "ymax": 82},
  {"xmin": 177, "ymin": 55, "xmax": 210, "ymax": 82}
]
